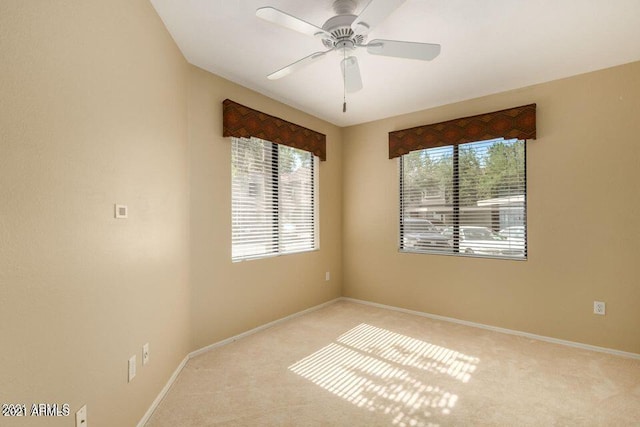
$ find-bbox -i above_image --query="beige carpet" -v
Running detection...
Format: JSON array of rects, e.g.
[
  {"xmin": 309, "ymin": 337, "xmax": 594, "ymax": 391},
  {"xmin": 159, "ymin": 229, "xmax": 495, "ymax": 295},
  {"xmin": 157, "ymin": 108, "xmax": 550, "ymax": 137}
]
[{"xmin": 146, "ymin": 300, "xmax": 640, "ymax": 426}]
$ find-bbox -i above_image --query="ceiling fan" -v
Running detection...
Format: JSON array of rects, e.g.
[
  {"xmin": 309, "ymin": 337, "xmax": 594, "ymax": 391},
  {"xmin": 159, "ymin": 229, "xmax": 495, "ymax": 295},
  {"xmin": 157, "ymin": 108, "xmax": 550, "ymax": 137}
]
[{"xmin": 256, "ymin": 0, "xmax": 441, "ymax": 110}]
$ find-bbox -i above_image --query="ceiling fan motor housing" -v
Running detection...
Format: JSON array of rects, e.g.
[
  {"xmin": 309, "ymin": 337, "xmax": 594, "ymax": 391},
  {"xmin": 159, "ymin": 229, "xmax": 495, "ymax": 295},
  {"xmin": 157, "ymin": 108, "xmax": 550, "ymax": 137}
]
[
  {"xmin": 332, "ymin": 0, "xmax": 357, "ymax": 15},
  {"xmin": 255, "ymin": 0, "xmax": 441, "ymax": 93},
  {"xmin": 321, "ymin": 14, "xmax": 366, "ymax": 50}
]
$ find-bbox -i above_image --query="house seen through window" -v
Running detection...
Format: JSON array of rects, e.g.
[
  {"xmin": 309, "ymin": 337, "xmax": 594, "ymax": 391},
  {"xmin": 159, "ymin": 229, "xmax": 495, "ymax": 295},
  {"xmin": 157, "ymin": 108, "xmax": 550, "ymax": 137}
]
[{"xmin": 400, "ymin": 138, "xmax": 527, "ymax": 259}]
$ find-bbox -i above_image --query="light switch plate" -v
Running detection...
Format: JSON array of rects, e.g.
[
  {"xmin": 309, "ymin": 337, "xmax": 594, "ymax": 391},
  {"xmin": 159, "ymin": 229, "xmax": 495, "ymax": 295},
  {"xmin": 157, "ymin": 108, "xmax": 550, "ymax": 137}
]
[{"xmin": 115, "ymin": 204, "xmax": 128, "ymax": 219}]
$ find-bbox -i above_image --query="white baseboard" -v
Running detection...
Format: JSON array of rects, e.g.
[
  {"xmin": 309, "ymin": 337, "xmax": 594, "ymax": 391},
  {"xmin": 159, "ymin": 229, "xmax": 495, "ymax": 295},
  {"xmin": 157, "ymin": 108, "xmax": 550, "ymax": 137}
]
[
  {"xmin": 137, "ymin": 298, "xmax": 340, "ymax": 426},
  {"xmin": 139, "ymin": 295, "xmax": 638, "ymax": 425},
  {"xmin": 341, "ymin": 297, "xmax": 640, "ymax": 360},
  {"xmin": 136, "ymin": 355, "xmax": 189, "ymax": 427}
]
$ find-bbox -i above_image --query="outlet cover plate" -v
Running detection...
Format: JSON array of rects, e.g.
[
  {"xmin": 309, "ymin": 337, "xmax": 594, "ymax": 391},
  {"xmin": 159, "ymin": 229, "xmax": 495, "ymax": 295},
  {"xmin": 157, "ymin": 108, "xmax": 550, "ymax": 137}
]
[
  {"xmin": 594, "ymin": 301, "xmax": 606, "ymax": 315},
  {"xmin": 128, "ymin": 355, "xmax": 136, "ymax": 382},
  {"xmin": 142, "ymin": 343, "xmax": 149, "ymax": 366},
  {"xmin": 75, "ymin": 405, "xmax": 87, "ymax": 427}
]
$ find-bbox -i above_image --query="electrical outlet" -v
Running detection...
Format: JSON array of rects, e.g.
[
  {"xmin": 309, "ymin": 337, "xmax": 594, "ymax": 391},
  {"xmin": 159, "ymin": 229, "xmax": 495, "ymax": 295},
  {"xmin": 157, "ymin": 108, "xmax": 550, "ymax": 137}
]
[
  {"xmin": 142, "ymin": 343, "xmax": 149, "ymax": 366},
  {"xmin": 75, "ymin": 405, "xmax": 87, "ymax": 427},
  {"xmin": 325, "ymin": 271, "xmax": 330, "ymax": 281},
  {"xmin": 593, "ymin": 301, "xmax": 606, "ymax": 315},
  {"xmin": 128, "ymin": 355, "xmax": 136, "ymax": 382}
]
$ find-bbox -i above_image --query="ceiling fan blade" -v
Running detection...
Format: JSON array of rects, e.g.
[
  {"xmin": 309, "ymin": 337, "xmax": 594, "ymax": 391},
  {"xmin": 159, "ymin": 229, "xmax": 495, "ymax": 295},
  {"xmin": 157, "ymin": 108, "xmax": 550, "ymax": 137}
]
[
  {"xmin": 256, "ymin": 7, "xmax": 332, "ymax": 39},
  {"xmin": 341, "ymin": 56, "xmax": 363, "ymax": 93},
  {"xmin": 367, "ymin": 39, "xmax": 441, "ymax": 61},
  {"xmin": 268, "ymin": 49, "xmax": 333, "ymax": 80},
  {"xmin": 351, "ymin": 0, "xmax": 406, "ymax": 36}
]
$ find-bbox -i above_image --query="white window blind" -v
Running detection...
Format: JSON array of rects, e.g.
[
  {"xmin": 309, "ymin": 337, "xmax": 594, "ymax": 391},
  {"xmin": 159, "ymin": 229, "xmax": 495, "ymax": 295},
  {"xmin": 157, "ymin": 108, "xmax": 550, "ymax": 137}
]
[
  {"xmin": 232, "ymin": 137, "xmax": 317, "ymax": 261},
  {"xmin": 400, "ymin": 138, "xmax": 527, "ymax": 259}
]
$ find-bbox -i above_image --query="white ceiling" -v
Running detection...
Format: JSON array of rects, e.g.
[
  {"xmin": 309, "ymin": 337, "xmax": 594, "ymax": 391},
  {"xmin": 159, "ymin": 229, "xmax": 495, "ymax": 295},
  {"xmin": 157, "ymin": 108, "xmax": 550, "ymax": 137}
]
[{"xmin": 150, "ymin": 0, "xmax": 640, "ymax": 127}]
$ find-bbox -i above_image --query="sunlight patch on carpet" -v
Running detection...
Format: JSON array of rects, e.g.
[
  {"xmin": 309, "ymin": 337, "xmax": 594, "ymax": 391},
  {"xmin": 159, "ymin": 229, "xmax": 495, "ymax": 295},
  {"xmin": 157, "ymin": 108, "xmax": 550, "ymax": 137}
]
[{"xmin": 289, "ymin": 323, "xmax": 479, "ymax": 427}]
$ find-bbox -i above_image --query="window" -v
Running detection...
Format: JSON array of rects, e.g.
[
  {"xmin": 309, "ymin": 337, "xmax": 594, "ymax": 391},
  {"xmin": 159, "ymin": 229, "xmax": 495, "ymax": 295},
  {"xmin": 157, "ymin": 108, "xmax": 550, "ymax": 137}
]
[
  {"xmin": 400, "ymin": 138, "xmax": 526, "ymax": 259},
  {"xmin": 232, "ymin": 137, "xmax": 317, "ymax": 261}
]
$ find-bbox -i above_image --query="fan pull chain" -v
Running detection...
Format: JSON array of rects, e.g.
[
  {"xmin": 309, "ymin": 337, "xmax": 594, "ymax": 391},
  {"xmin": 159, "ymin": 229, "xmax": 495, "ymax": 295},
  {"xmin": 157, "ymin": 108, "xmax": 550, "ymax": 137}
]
[{"xmin": 342, "ymin": 47, "xmax": 347, "ymax": 113}]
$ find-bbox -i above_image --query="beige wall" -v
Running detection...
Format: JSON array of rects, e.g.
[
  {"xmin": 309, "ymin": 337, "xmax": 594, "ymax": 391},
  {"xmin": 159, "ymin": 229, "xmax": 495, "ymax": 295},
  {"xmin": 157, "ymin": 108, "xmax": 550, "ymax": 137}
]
[
  {"xmin": 2, "ymin": 0, "xmax": 638, "ymax": 424},
  {"xmin": 0, "ymin": 1, "xmax": 191, "ymax": 426},
  {"xmin": 342, "ymin": 61, "xmax": 640, "ymax": 354},
  {"xmin": 188, "ymin": 66, "xmax": 343, "ymax": 350},
  {"xmin": 0, "ymin": 1, "xmax": 343, "ymax": 425},
  {"xmin": 1, "ymin": 1, "xmax": 342, "ymax": 425}
]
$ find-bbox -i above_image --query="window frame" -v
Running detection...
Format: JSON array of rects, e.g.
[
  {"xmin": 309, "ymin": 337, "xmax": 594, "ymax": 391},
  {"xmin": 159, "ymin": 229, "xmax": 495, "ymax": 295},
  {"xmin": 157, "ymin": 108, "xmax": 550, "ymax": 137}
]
[
  {"xmin": 399, "ymin": 138, "xmax": 528, "ymax": 260},
  {"xmin": 231, "ymin": 137, "xmax": 319, "ymax": 262}
]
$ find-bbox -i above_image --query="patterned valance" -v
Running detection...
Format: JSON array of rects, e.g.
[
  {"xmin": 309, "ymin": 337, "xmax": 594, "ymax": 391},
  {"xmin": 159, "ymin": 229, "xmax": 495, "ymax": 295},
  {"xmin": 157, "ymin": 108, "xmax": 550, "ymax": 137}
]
[
  {"xmin": 388, "ymin": 104, "xmax": 536, "ymax": 159},
  {"xmin": 223, "ymin": 99, "xmax": 326, "ymax": 161}
]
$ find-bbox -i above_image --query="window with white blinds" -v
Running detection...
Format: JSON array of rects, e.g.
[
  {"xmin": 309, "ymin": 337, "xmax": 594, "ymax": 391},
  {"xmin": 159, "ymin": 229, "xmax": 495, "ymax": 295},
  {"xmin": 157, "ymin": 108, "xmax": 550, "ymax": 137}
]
[
  {"xmin": 232, "ymin": 137, "xmax": 317, "ymax": 261},
  {"xmin": 400, "ymin": 138, "xmax": 527, "ymax": 259}
]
